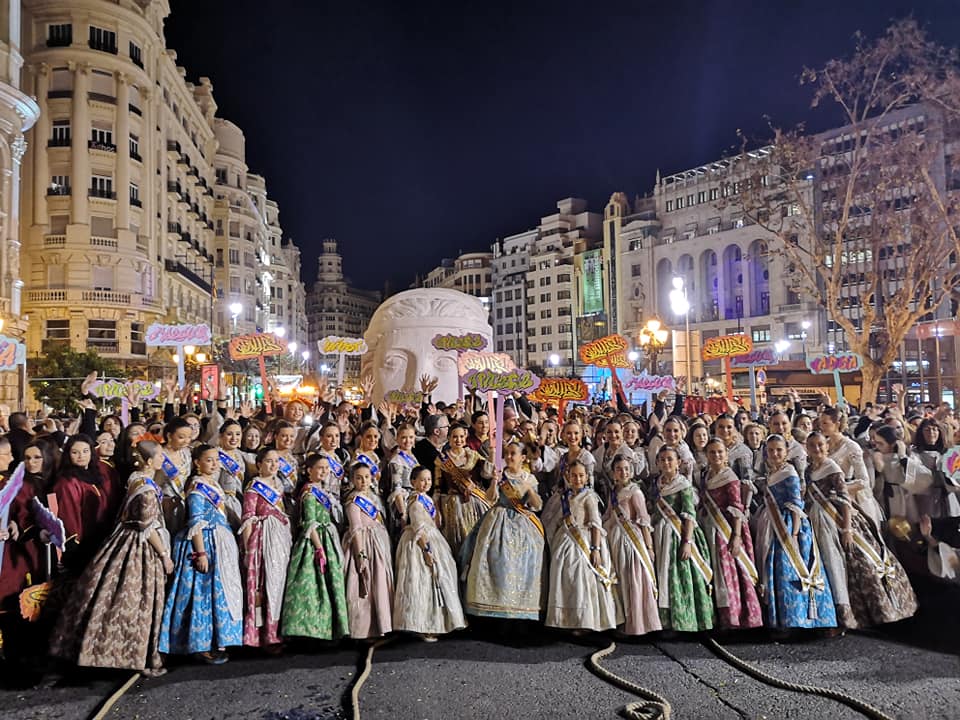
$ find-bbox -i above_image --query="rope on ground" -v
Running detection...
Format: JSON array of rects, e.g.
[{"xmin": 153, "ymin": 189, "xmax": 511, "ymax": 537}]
[
  {"xmin": 586, "ymin": 641, "xmax": 672, "ymax": 720},
  {"xmin": 87, "ymin": 671, "xmax": 141, "ymax": 720},
  {"xmin": 703, "ymin": 637, "xmax": 895, "ymax": 720},
  {"xmin": 350, "ymin": 637, "xmax": 396, "ymax": 720}
]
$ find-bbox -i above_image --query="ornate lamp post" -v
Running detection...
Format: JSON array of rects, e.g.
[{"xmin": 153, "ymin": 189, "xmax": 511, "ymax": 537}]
[{"xmin": 638, "ymin": 318, "xmax": 669, "ymax": 375}]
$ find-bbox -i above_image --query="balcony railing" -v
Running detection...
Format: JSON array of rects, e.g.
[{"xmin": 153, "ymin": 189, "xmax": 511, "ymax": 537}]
[
  {"xmin": 88, "ymin": 40, "xmax": 118, "ymax": 54},
  {"xmin": 47, "ymin": 186, "xmax": 71, "ymax": 196},
  {"xmin": 47, "ymin": 90, "xmax": 72, "ymax": 99},
  {"xmin": 129, "ymin": 103, "xmax": 141, "ymax": 116},
  {"xmin": 166, "ymin": 140, "xmax": 181, "ymax": 154},
  {"xmin": 41, "ymin": 338, "xmax": 69, "ymax": 353},
  {"xmin": 130, "ymin": 151, "xmax": 142, "ymax": 162},
  {"xmin": 43, "ymin": 234, "xmax": 66, "ymax": 247},
  {"xmin": 167, "ymin": 222, "xmax": 182, "ymax": 235},
  {"xmin": 130, "ymin": 197, "xmax": 142, "ymax": 208},
  {"xmin": 29, "ymin": 288, "xmax": 145, "ymax": 308},
  {"xmin": 90, "ymin": 236, "xmax": 118, "ymax": 249},
  {"xmin": 88, "ymin": 140, "xmax": 116, "ymax": 152},
  {"xmin": 164, "ymin": 259, "xmax": 212, "ymax": 293},
  {"xmin": 88, "ymin": 92, "xmax": 115, "ymax": 104},
  {"xmin": 48, "ymin": 137, "xmax": 71, "ymax": 147},
  {"xmin": 87, "ymin": 339, "xmax": 119, "ymax": 353},
  {"xmin": 88, "ymin": 188, "xmax": 116, "ymax": 199},
  {"xmin": 83, "ymin": 290, "xmax": 129, "ymax": 304}
]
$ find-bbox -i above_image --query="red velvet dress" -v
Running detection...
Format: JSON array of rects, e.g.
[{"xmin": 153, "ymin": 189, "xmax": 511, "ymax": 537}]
[{"xmin": 53, "ymin": 460, "xmax": 122, "ymax": 572}]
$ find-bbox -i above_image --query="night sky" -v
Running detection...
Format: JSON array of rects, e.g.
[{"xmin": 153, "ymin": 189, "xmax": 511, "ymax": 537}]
[{"xmin": 164, "ymin": 0, "xmax": 960, "ymax": 293}]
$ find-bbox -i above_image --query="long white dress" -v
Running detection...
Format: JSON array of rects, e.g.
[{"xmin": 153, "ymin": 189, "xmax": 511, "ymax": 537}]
[
  {"xmin": 830, "ymin": 436, "xmax": 884, "ymax": 528},
  {"xmin": 393, "ymin": 493, "xmax": 466, "ymax": 635},
  {"xmin": 545, "ymin": 489, "xmax": 620, "ymax": 631}
]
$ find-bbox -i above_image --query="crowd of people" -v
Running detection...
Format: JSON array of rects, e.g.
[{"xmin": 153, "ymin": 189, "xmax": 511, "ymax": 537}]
[{"xmin": 1, "ymin": 373, "xmax": 957, "ymax": 681}]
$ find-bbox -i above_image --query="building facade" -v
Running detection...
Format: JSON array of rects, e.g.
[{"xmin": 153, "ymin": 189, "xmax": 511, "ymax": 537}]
[
  {"xmin": 415, "ymin": 250, "xmax": 493, "ymax": 299},
  {"xmin": 491, "ymin": 228, "xmax": 536, "ymax": 368}
]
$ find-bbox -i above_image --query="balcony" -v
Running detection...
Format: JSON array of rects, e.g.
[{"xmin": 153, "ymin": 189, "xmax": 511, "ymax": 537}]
[
  {"xmin": 167, "ymin": 222, "xmax": 182, "ymax": 235},
  {"xmin": 48, "ymin": 137, "xmax": 71, "ymax": 148},
  {"xmin": 181, "ymin": 232, "xmax": 192, "ymax": 245},
  {"xmin": 130, "ymin": 197, "xmax": 142, "ymax": 208},
  {"xmin": 164, "ymin": 259, "xmax": 211, "ymax": 293},
  {"xmin": 176, "ymin": 153, "xmax": 188, "ymax": 167},
  {"xmin": 88, "ymin": 92, "xmax": 115, "ymax": 105},
  {"xmin": 130, "ymin": 151, "xmax": 142, "ymax": 162},
  {"xmin": 88, "ymin": 40, "xmax": 118, "ymax": 54},
  {"xmin": 47, "ymin": 34, "xmax": 72, "ymax": 48},
  {"xmin": 90, "ymin": 236, "xmax": 118, "ymax": 250},
  {"xmin": 47, "ymin": 90, "xmax": 72, "ymax": 100},
  {"xmin": 129, "ymin": 103, "xmax": 141, "ymax": 116},
  {"xmin": 131, "ymin": 341, "xmax": 147, "ymax": 355},
  {"xmin": 88, "ymin": 140, "xmax": 116, "ymax": 153},
  {"xmin": 88, "ymin": 188, "xmax": 116, "ymax": 200},
  {"xmin": 83, "ymin": 290, "xmax": 129, "ymax": 304},
  {"xmin": 47, "ymin": 186, "xmax": 71, "ymax": 196},
  {"xmin": 166, "ymin": 140, "xmax": 181, "ymax": 156},
  {"xmin": 41, "ymin": 338, "xmax": 69, "ymax": 353},
  {"xmin": 166, "ymin": 181, "xmax": 182, "ymax": 196},
  {"xmin": 29, "ymin": 288, "xmax": 148, "ymax": 310},
  {"xmin": 43, "ymin": 234, "xmax": 66, "ymax": 247},
  {"xmin": 87, "ymin": 339, "xmax": 119, "ymax": 353}
]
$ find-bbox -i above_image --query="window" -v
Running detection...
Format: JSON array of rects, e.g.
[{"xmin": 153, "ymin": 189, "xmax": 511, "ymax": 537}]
[
  {"xmin": 505, "ymin": 307, "xmax": 514, "ymax": 317},
  {"xmin": 129, "ymin": 134, "xmax": 140, "ymax": 160},
  {"xmin": 46, "ymin": 319, "xmax": 69, "ymax": 339},
  {"xmin": 676, "ymin": 196, "xmax": 685, "ymax": 209},
  {"xmin": 540, "ymin": 293, "xmax": 551, "ymax": 303},
  {"xmin": 665, "ymin": 200, "xmax": 674, "ymax": 212},
  {"xmin": 540, "ymin": 309, "xmax": 552, "ymax": 319},
  {"xmin": 48, "ymin": 23, "xmax": 72, "ymax": 47},
  {"xmin": 129, "ymin": 41, "xmax": 143, "ymax": 68},
  {"xmin": 751, "ymin": 328, "xmax": 771, "ymax": 343},
  {"xmin": 557, "ymin": 273, "xmax": 571, "ymax": 283},
  {"xmin": 48, "ymin": 175, "xmax": 70, "ymax": 195},
  {"xmin": 697, "ymin": 191, "xmax": 706, "ymax": 204},
  {"xmin": 558, "ymin": 306, "xmax": 571, "ymax": 316},
  {"xmin": 687, "ymin": 194, "xmax": 694, "ymax": 207},
  {"xmin": 230, "ymin": 276, "xmax": 240, "ymax": 293},
  {"xmin": 631, "ymin": 264, "xmax": 643, "ymax": 277},
  {"xmin": 557, "ymin": 290, "xmax": 571, "ymax": 300},
  {"xmin": 539, "ymin": 276, "xmax": 551, "ymax": 286},
  {"xmin": 88, "ymin": 26, "xmax": 117, "ymax": 53},
  {"xmin": 131, "ymin": 323, "xmax": 145, "ymax": 354},
  {"xmin": 87, "ymin": 320, "xmax": 117, "ymax": 351},
  {"xmin": 129, "ymin": 183, "xmax": 140, "ymax": 207},
  {"xmin": 90, "ymin": 174, "xmax": 113, "ymax": 198},
  {"xmin": 540, "ymin": 327, "xmax": 551, "ymax": 335},
  {"xmin": 709, "ymin": 188, "xmax": 719, "ymax": 201},
  {"xmin": 542, "ymin": 343, "xmax": 553, "ymax": 351},
  {"xmin": 51, "ymin": 120, "xmax": 70, "ymax": 146},
  {"xmin": 228, "ymin": 249, "xmax": 239, "ymax": 264},
  {"xmin": 92, "ymin": 266, "xmax": 113, "ymax": 290},
  {"xmin": 90, "ymin": 126, "xmax": 114, "ymax": 149},
  {"xmin": 46, "ymin": 265, "xmax": 65, "ymax": 289}
]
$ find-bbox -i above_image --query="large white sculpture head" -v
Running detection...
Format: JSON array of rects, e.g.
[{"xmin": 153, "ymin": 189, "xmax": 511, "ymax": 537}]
[{"xmin": 363, "ymin": 289, "xmax": 493, "ymax": 405}]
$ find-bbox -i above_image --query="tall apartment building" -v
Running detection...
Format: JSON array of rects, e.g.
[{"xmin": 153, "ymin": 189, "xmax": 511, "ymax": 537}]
[
  {"xmin": 306, "ymin": 239, "xmax": 380, "ymax": 380},
  {"xmin": 491, "ymin": 228, "xmax": 536, "ymax": 368},
  {"xmin": 275, "ymin": 237, "xmax": 307, "ymax": 346},
  {"xmin": 21, "ymin": 0, "xmax": 217, "ymax": 368},
  {"xmin": 415, "ymin": 251, "xmax": 493, "ymax": 299}
]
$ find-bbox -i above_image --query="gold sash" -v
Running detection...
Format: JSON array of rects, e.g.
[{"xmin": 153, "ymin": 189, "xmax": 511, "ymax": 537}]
[
  {"xmin": 563, "ymin": 512, "xmax": 616, "ymax": 589},
  {"xmin": 702, "ymin": 491, "xmax": 759, "ymax": 585},
  {"xmin": 656, "ymin": 496, "xmax": 713, "ymax": 585},
  {"xmin": 441, "ymin": 457, "xmax": 492, "ymax": 510},
  {"xmin": 614, "ymin": 504, "xmax": 658, "ymax": 598},
  {"xmin": 500, "ymin": 479, "xmax": 544, "ymax": 537},
  {"xmin": 763, "ymin": 490, "xmax": 825, "ymax": 619},
  {"xmin": 808, "ymin": 484, "xmax": 899, "ymax": 582}
]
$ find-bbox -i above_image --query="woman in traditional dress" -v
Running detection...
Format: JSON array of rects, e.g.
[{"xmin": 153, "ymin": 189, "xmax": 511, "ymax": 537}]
[
  {"xmin": 215, "ymin": 419, "xmax": 246, "ymax": 529},
  {"xmin": 316, "ymin": 423, "xmax": 349, "ymax": 504},
  {"xmin": 157, "ymin": 418, "xmax": 195, "ymax": 536},
  {"xmin": 753, "ymin": 434, "xmax": 836, "ymax": 631},
  {"xmin": 50, "ymin": 441, "xmax": 173, "ymax": 675},
  {"xmin": 701, "ymin": 439, "xmax": 762, "ymax": 630},
  {"xmin": 273, "ymin": 421, "xmax": 300, "ymax": 517},
  {"xmin": 819, "ymin": 407, "xmax": 885, "ymax": 528},
  {"xmin": 160, "ymin": 444, "xmax": 243, "ymax": 664},
  {"xmin": 603, "ymin": 455, "xmax": 661, "ymax": 636},
  {"xmin": 393, "ymin": 466, "xmax": 466, "ymax": 640},
  {"xmin": 651, "ymin": 445, "xmax": 714, "ymax": 632},
  {"xmin": 282, "ymin": 454, "xmax": 349, "ymax": 642},
  {"xmin": 543, "ymin": 421, "xmax": 595, "ymax": 547},
  {"xmin": 546, "ymin": 460, "xmax": 619, "ymax": 633},
  {"xmin": 805, "ymin": 432, "xmax": 917, "ymax": 630},
  {"xmin": 464, "ymin": 442, "xmax": 544, "ymax": 621},
  {"xmin": 686, "ymin": 422, "xmax": 710, "ymax": 491},
  {"xmin": 434, "ymin": 423, "xmax": 490, "ymax": 560},
  {"xmin": 240, "ymin": 422, "xmax": 264, "ymax": 478},
  {"xmin": 353, "ymin": 421, "xmax": 383, "ymax": 495},
  {"xmin": 872, "ymin": 425, "xmax": 928, "ymax": 523},
  {"xmin": 343, "ymin": 461, "xmax": 394, "ymax": 639},
  {"xmin": 910, "ymin": 418, "xmax": 957, "ymax": 519},
  {"xmin": 385, "ymin": 423, "xmax": 419, "ymax": 541},
  {"xmin": 240, "ymin": 448, "xmax": 292, "ymax": 652}
]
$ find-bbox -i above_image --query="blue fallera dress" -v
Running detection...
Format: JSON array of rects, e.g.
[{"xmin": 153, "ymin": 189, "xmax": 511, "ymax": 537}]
[
  {"xmin": 159, "ymin": 479, "xmax": 244, "ymax": 654},
  {"xmin": 754, "ymin": 465, "xmax": 837, "ymax": 629}
]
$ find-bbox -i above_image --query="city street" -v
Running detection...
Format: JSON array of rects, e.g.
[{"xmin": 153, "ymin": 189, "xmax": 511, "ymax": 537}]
[{"xmin": 5, "ymin": 581, "xmax": 958, "ymax": 720}]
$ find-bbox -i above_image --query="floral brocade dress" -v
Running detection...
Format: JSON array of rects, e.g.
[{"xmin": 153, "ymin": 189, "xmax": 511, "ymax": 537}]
[
  {"xmin": 343, "ymin": 491, "xmax": 394, "ymax": 639},
  {"xmin": 435, "ymin": 449, "xmax": 490, "ymax": 562},
  {"xmin": 281, "ymin": 484, "xmax": 349, "ymax": 641},
  {"xmin": 652, "ymin": 476, "xmax": 714, "ymax": 632},
  {"xmin": 753, "ymin": 465, "xmax": 836, "ymax": 629},
  {"xmin": 240, "ymin": 477, "xmax": 292, "ymax": 647},
  {"xmin": 160, "ymin": 478, "xmax": 243, "ymax": 654}
]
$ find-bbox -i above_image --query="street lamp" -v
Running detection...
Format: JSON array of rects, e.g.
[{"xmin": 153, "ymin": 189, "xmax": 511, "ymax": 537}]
[
  {"xmin": 288, "ymin": 341, "xmax": 298, "ymax": 355},
  {"xmin": 273, "ymin": 326, "xmax": 286, "ymax": 338},
  {"xmin": 638, "ymin": 318, "xmax": 670, "ymax": 374},
  {"xmin": 774, "ymin": 339, "xmax": 791, "ymax": 355},
  {"xmin": 801, "ymin": 320, "xmax": 811, "ymax": 359},
  {"xmin": 669, "ymin": 277, "xmax": 692, "ymax": 391},
  {"xmin": 549, "ymin": 353, "xmax": 560, "ymax": 376},
  {"xmin": 230, "ymin": 302, "xmax": 242, "ymax": 331}
]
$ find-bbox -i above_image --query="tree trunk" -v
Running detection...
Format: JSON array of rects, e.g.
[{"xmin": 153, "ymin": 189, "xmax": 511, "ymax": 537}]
[{"xmin": 859, "ymin": 359, "xmax": 884, "ymax": 406}]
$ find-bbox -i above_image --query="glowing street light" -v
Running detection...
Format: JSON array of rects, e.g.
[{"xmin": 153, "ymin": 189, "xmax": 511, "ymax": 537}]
[
  {"xmin": 669, "ymin": 276, "xmax": 692, "ymax": 389},
  {"xmin": 273, "ymin": 326, "xmax": 286, "ymax": 338},
  {"xmin": 775, "ymin": 339, "xmax": 792, "ymax": 355}
]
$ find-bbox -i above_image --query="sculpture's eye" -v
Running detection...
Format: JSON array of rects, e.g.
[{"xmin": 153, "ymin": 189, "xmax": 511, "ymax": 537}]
[{"xmin": 384, "ymin": 351, "xmax": 409, "ymax": 374}]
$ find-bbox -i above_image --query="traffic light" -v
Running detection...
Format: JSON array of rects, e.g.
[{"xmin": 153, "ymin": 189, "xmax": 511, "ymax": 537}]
[{"xmin": 254, "ymin": 382, "xmax": 263, "ymax": 399}]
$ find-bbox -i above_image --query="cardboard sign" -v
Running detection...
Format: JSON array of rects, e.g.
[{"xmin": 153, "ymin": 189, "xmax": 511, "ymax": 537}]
[
  {"xmin": 942, "ymin": 446, "xmax": 960, "ymax": 485},
  {"xmin": 200, "ymin": 364, "xmax": 220, "ymax": 400},
  {"xmin": 579, "ymin": 334, "xmax": 631, "ymax": 368},
  {"xmin": 458, "ymin": 351, "xmax": 517, "ymax": 376},
  {"xmin": 807, "ymin": 352, "xmax": 863, "ymax": 375},
  {"xmin": 318, "ymin": 336, "xmax": 368, "ymax": 355},
  {"xmin": 146, "ymin": 323, "xmax": 211, "ymax": 346},
  {"xmin": 622, "ymin": 372, "xmax": 676, "ymax": 393},
  {"xmin": 730, "ymin": 348, "xmax": 778, "ymax": 368},
  {"xmin": 701, "ymin": 334, "xmax": 752, "ymax": 361},
  {"xmin": 431, "ymin": 333, "xmax": 488, "ymax": 352},
  {"xmin": 386, "ymin": 389, "xmax": 424, "ymax": 405},
  {"xmin": 0, "ymin": 335, "xmax": 25, "ymax": 371},
  {"xmin": 229, "ymin": 333, "xmax": 285, "ymax": 360},
  {"xmin": 529, "ymin": 378, "xmax": 589, "ymax": 403},
  {"xmin": 463, "ymin": 368, "xmax": 541, "ymax": 394},
  {"xmin": 90, "ymin": 378, "xmax": 160, "ymax": 401}
]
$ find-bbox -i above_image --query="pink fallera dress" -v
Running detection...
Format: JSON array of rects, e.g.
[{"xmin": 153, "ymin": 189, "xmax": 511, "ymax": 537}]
[{"xmin": 343, "ymin": 491, "xmax": 394, "ymax": 639}]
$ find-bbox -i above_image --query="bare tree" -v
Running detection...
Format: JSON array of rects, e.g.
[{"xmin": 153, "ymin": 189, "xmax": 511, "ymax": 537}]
[{"xmin": 733, "ymin": 19, "xmax": 960, "ymax": 403}]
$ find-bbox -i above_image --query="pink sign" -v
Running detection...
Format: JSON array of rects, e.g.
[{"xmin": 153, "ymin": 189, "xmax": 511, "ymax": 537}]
[
  {"xmin": 807, "ymin": 352, "xmax": 863, "ymax": 375},
  {"xmin": 146, "ymin": 323, "xmax": 212, "ymax": 346},
  {"xmin": 730, "ymin": 348, "xmax": 779, "ymax": 368},
  {"xmin": 623, "ymin": 372, "xmax": 676, "ymax": 393}
]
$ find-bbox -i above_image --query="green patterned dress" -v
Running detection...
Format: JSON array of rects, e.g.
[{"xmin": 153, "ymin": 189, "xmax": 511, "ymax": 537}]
[
  {"xmin": 281, "ymin": 484, "xmax": 349, "ymax": 640},
  {"xmin": 652, "ymin": 478, "xmax": 714, "ymax": 632}
]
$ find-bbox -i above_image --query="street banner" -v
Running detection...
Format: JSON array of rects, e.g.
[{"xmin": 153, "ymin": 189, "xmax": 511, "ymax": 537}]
[
  {"xmin": 201, "ymin": 364, "xmax": 220, "ymax": 400},
  {"xmin": 386, "ymin": 389, "xmax": 424, "ymax": 405},
  {"xmin": 89, "ymin": 377, "xmax": 161, "ymax": 425},
  {"xmin": 230, "ymin": 333, "xmax": 288, "ymax": 413},
  {"xmin": 941, "ymin": 446, "xmax": 960, "ymax": 487},
  {"xmin": 730, "ymin": 346, "xmax": 780, "ymax": 411},
  {"xmin": 622, "ymin": 372, "xmax": 676, "ymax": 393}
]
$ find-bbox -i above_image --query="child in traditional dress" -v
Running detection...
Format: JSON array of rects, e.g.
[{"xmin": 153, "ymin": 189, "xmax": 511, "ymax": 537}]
[
  {"xmin": 701, "ymin": 439, "xmax": 763, "ymax": 630},
  {"xmin": 393, "ymin": 466, "xmax": 466, "ymax": 641},
  {"xmin": 386, "ymin": 423, "xmax": 419, "ymax": 541},
  {"xmin": 652, "ymin": 445, "xmax": 714, "ymax": 632},
  {"xmin": 50, "ymin": 441, "xmax": 173, "ymax": 675},
  {"xmin": 464, "ymin": 442, "xmax": 544, "ymax": 621},
  {"xmin": 546, "ymin": 460, "xmax": 620, "ymax": 633},
  {"xmin": 343, "ymin": 461, "xmax": 394, "ymax": 639},
  {"xmin": 160, "ymin": 444, "xmax": 243, "ymax": 664},
  {"xmin": 240, "ymin": 448, "xmax": 293, "ymax": 653},
  {"xmin": 603, "ymin": 455, "xmax": 661, "ymax": 636},
  {"xmin": 282, "ymin": 454, "xmax": 349, "ymax": 642},
  {"xmin": 542, "ymin": 421, "xmax": 595, "ymax": 547}
]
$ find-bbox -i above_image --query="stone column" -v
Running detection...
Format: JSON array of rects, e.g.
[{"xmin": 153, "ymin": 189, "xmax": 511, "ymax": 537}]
[
  {"xmin": 70, "ymin": 63, "xmax": 90, "ymax": 224},
  {"xmin": 742, "ymin": 242, "xmax": 754, "ymax": 320},
  {"xmin": 115, "ymin": 73, "xmax": 130, "ymax": 230},
  {"xmin": 32, "ymin": 64, "xmax": 48, "ymax": 225}
]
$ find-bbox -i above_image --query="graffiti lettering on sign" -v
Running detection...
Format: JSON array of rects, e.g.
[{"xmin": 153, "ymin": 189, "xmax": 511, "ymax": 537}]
[
  {"xmin": 729, "ymin": 348, "xmax": 778, "ymax": 368},
  {"xmin": 943, "ymin": 447, "xmax": 960, "ymax": 485},
  {"xmin": 701, "ymin": 334, "xmax": 753, "ymax": 361},
  {"xmin": 89, "ymin": 379, "xmax": 160, "ymax": 401},
  {"xmin": 463, "ymin": 368, "xmax": 541, "ymax": 394},
  {"xmin": 457, "ymin": 351, "xmax": 517, "ymax": 376},
  {"xmin": 431, "ymin": 333, "xmax": 488, "ymax": 352},
  {"xmin": 0, "ymin": 335, "xmax": 25, "ymax": 371},
  {"xmin": 318, "ymin": 336, "xmax": 368, "ymax": 355},
  {"xmin": 146, "ymin": 323, "xmax": 212, "ymax": 347},
  {"xmin": 807, "ymin": 352, "xmax": 863, "ymax": 375},
  {"xmin": 579, "ymin": 334, "xmax": 630, "ymax": 367},
  {"xmin": 529, "ymin": 378, "xmax": 589, "ymax": 403},
  {"xmin": 386, "ymin": 390, "xmax": 424, "ymax": 405},
  {"xmin": 622, "ymin": 373, "xmax": 677, "ymax": 393},
  {"xmin": 229, "ymin": 333, "xmax": 286, "ymax": 360}
]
